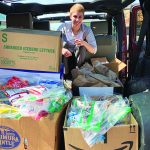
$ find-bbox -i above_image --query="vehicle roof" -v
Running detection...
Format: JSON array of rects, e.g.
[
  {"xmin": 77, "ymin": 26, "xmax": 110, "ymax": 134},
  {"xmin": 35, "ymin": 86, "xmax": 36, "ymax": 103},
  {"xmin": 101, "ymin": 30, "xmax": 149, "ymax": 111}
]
[{"xmin": 0, "ymin": 0, "xmax": 136, "ymax": 16}]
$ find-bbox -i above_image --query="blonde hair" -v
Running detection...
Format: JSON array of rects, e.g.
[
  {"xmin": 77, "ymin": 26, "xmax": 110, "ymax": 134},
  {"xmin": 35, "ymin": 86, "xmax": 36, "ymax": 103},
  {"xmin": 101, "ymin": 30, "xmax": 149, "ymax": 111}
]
[{"xmin": 69, "ymin": 3, "xmax": 85, "ymax": 15}]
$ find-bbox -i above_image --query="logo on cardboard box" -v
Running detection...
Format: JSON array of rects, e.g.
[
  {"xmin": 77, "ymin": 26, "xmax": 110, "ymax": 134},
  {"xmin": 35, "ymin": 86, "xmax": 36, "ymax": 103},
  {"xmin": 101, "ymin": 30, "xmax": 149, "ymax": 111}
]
[
  {"xmin": 69, "ymin": 141, "xmax": 134, "ymax": 150},
  {"xmin": 2, "ymin": 33, "xmax": 7, "ymax": 43},
  {"xmin": 1, "ymin": 33, "xmax": 55, "ymax": 54},
  {"xmin": 0, "ymin": 58, "xmax": 15, "ymax": 66},
  {"xmin": 0, "ymin": 126, "xmax": 21, "ymax": 149},
  {"xmin": 115, "ymin": 141, "xmax": 133, "ymax": 150}
]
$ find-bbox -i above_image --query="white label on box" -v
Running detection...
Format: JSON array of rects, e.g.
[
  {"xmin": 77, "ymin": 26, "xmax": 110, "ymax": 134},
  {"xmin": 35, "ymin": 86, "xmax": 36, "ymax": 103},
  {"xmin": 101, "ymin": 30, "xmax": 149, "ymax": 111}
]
[{"xmin": 79, "ymin": 87, "xmax": 114, "ymax": 96}]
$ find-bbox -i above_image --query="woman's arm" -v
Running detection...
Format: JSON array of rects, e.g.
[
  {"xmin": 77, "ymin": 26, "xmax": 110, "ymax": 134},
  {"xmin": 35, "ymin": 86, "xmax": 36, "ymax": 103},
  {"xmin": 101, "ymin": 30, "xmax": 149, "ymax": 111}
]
[
  {"xmin": 57, "ymin": 23, "xmax": 73, "ymax": 57},
  {"xmin": 74, "ymin": 39, "xmax": 96, "ymax": 54},
  {"xmin": 62, "ymin": 48, "xmax": 72, "ymax": 57},
  {"xmin": 75, "ymin": 25, "xmax": 97, "ymax": 54}
]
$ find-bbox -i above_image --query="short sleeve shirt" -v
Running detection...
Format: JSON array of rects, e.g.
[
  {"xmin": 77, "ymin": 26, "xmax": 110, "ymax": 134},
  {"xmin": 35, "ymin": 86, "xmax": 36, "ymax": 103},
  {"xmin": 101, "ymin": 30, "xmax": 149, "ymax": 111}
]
[{"xmin": 57, "ymin": 22, "xmax": 97, "ymax": 54}]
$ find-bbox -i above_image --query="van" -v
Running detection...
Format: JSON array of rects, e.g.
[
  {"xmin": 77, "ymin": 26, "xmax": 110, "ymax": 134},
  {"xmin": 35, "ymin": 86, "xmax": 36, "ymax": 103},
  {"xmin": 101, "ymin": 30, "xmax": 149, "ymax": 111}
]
[{"xmin": 0, "ymin": 0, "xmax": 150, "ymax": 149}]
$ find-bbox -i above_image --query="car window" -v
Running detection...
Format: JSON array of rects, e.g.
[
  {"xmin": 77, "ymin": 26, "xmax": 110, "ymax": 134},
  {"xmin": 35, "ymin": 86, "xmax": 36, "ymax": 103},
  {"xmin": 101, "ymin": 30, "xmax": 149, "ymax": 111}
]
[
  {"xmin": 3, "ymin": 0, "xmax": 96, "ymax": 5},
  {"xmin": 0, "ymin": 14, "xmax": 6, "ymax": 30},
  {"xmin": 50, "ymin": 21, "xmax": 62, "ymax": 31}
]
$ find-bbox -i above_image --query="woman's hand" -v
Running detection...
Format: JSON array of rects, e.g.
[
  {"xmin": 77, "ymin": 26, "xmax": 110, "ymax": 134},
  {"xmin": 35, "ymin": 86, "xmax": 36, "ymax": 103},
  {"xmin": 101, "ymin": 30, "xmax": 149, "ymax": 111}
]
[
  {"xmin": 62, "ymin": 48, "xmax": 72, "ymax": 57},
  {"xmin": 75, "ymin": 39, "xmax": 95, "ymax": 54},
  {"xmin": 74, "ymin": 39, "xmax": 85, "ymax": 46}
]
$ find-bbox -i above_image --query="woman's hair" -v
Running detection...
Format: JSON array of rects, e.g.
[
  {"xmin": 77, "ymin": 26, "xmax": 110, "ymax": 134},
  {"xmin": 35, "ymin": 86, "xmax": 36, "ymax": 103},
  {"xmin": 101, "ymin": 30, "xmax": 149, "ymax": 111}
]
[{"xmin": 69, "ymin": 3, "xmax": 85, "ymax": 15}]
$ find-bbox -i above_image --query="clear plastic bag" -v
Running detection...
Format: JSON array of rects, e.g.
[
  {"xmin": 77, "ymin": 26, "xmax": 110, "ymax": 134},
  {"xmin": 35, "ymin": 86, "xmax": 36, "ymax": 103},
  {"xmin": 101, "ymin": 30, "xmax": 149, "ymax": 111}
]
[
  {"xmin": 0, "ymin": 69, "xmax": 63, "ymax": 90},
  {"xmin": 0, "ymin": 104, "xmax": 21, "ymax": 119},
  {"xmin": 5, "ymin": 85, "xmax": 72, "ymax": 120},
  {"xmin": 0, "ymin": 69, "xmax": 71, "ymax": 120},
  {"xmin": 82, "ymin": 95, "xmax": 131, "ymax": 147}
]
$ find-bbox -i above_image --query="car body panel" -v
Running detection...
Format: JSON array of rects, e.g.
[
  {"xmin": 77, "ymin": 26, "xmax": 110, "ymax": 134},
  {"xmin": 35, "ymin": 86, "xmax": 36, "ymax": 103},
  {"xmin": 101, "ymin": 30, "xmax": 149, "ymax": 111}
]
[{"xmin": 0, "ymin": 0, "xmax": 135, "ymax": 15}]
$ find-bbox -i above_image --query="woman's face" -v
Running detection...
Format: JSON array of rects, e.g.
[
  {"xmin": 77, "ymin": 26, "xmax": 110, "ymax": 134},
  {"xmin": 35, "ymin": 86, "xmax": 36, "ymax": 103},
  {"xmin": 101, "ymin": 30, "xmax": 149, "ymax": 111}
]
[{"xmin": 70, "ymin": 11, "xmax": 84, "ymax": 29}]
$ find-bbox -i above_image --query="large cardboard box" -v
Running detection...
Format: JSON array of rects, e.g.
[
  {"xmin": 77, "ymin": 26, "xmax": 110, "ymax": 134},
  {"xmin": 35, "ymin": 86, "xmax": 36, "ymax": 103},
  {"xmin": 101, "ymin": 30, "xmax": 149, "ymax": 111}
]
[
  {"xmin": 0, "ymin": 28, "xmax": 62, "ymax": 72},
  {"xmin": 0, "ymin": 104, "xmax": 67, "ymax": 150},
  {"xmin": 64, "ymin": 113, "xmax": 138, "ymax": 150}
]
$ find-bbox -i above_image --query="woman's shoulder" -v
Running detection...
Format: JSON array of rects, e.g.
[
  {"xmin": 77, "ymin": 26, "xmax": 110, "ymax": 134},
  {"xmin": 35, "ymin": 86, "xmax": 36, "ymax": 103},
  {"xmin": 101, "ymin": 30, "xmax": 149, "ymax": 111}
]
[
  {"xmin": 82, "ymin": 23, "xmax": 91, "ymax": 32},
  {"xmin": 81, "ymin": 23, "xmax": 93, "ymax": 38},
  {"xmin": 57, "ymin": 23, "xmax": 65, "ymax": 31},
  {"xmin": 57, "ymin": 22, "xmax": 71, "ymax": 31}
]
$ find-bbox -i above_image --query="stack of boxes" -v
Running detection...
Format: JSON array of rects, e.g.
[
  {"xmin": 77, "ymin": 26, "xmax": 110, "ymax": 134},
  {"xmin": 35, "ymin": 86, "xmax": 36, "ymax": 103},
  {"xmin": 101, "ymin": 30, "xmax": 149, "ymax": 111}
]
[{"xmin": 0, "ymin": 15, "xmax": 139, "ymax": 150}]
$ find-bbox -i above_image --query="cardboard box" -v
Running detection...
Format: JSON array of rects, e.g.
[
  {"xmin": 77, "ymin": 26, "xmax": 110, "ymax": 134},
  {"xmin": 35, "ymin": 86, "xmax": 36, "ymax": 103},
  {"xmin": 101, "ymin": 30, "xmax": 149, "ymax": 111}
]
[
  {"xmin": 63, "ymin": 114, "xmax": 138, "ymax": 150},
  {"xmin": 0, "ymin": 104, "xmax": 68, "ymax": 150},
  {"xmin": 0, "ymin": 28, "xmax": 62, "ymax": 72},
  {"xmin": 91, "ymin": 57, "xmax": 126, "ymax": 74}
]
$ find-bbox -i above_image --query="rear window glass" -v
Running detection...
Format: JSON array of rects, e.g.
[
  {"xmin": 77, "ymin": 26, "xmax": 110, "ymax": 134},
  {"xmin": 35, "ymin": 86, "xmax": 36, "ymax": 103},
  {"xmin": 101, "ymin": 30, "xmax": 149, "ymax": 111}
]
[{"xmin": 0, "ymin": 14, "xmax": 6, "ymax": 30}]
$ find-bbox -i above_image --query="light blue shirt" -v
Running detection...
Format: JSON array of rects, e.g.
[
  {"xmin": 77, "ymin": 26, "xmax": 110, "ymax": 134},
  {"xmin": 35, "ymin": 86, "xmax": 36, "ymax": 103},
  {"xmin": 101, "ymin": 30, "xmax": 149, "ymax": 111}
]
[{"xmin": 57, "ymin": 22, "xmax": 97, "ymax": 54}]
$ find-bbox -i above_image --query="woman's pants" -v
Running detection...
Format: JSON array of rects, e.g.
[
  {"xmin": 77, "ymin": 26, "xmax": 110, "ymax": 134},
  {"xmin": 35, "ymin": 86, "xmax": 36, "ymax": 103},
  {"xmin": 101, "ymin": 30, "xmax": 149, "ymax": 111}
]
[{"xmin": 63, "ymin": 46, "xmax": 87, "ymax": 78}]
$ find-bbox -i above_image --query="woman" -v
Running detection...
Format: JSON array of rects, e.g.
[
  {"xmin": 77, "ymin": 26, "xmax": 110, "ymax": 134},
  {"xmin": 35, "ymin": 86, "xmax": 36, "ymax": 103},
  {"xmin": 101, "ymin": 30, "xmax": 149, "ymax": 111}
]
[{"xmin": 57, "ymin": 3, "xmax": 97, "ymax": 79}]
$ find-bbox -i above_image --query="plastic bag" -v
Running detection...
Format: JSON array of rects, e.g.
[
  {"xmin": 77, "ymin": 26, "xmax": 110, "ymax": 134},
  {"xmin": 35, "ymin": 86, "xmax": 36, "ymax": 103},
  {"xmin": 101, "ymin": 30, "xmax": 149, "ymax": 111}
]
[
  {"xmin": 82, "ymin": 95, "xmax": 131, "ymax": 147},
  {"xmin": 0, "ymin": 104, "xmax": 21, "ymax": 119},
  {"xmin": 5, "ymin": 85, "xmax": 72, "ymax": 120},
  {"xmin": 0, "ymin": 69, "xmax": 62, "ymax": 90}
]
